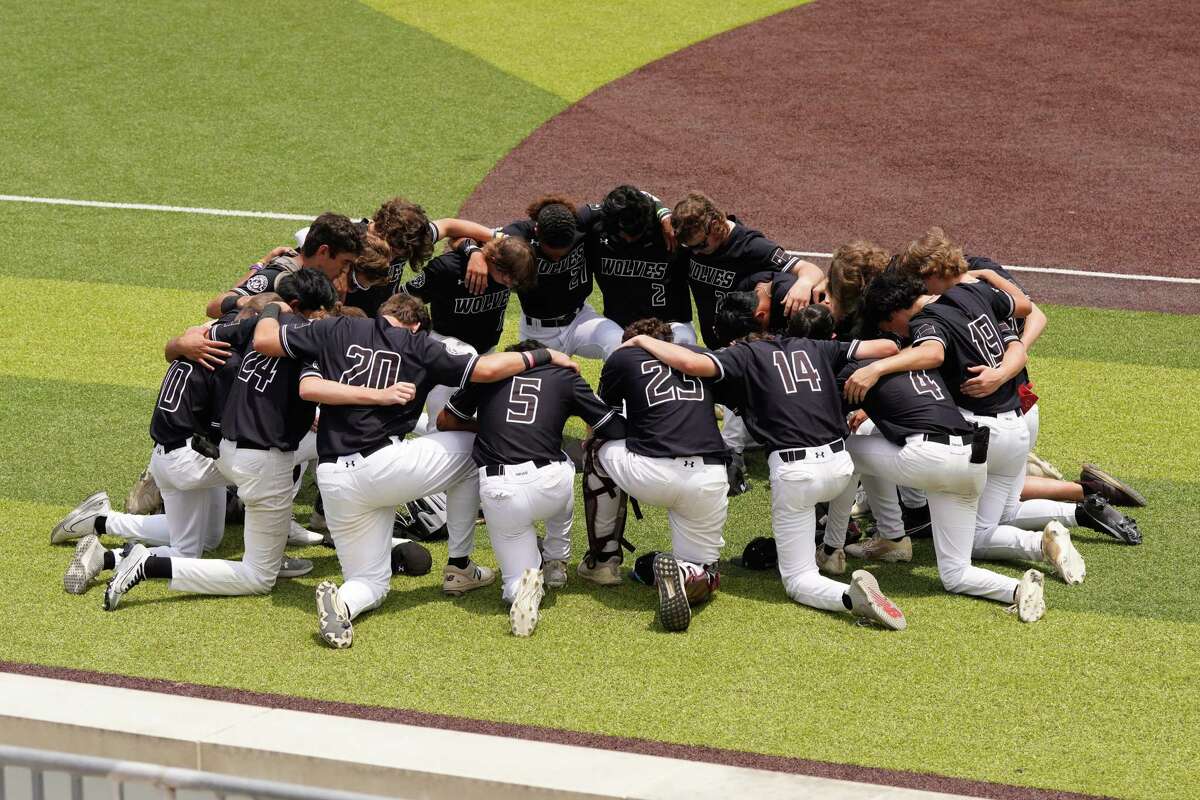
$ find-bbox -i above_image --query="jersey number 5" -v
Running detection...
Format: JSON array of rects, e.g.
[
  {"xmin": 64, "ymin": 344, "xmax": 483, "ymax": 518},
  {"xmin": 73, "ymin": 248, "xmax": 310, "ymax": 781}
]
[
  {"xmin": 339, "ymin": 345, "xmax": 402, "ymax": 389},
  {"xmin": 506, "ymin": 376, "xmax": 541, "ymax": 424},
  {"xmin": 772, "ymin": 349, "xmax": 822, "ymax": 394}
]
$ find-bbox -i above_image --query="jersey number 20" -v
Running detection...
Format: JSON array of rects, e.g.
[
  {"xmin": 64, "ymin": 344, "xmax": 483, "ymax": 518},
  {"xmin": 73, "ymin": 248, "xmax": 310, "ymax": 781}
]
[{"xmin": 339, "ymin": 345, "xmax": 401, "ymax": 389}]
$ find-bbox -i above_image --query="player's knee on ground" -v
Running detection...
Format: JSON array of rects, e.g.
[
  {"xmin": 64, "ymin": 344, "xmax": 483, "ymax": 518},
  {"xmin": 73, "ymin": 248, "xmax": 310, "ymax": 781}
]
[{"xmin": 938, "ymin": 563, "xmax": 970, "ymax": 595}]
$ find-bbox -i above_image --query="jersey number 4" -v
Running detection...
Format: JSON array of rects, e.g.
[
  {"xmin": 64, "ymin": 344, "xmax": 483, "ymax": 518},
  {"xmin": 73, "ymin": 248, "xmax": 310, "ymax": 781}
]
[
  {"xmin": 642, "ymin": 360, "xmax": 704, "ymax": 407},
  {"xmin": 908, "ymin": 370, "xmax": 945, "ymax": 400},
  {"xmin": 339, "ymin": 345, "xmax": 401, "ymax": 389},
  {"xmin": 772, "ymin": 350, "xmax": 822, "ymax": 394}
]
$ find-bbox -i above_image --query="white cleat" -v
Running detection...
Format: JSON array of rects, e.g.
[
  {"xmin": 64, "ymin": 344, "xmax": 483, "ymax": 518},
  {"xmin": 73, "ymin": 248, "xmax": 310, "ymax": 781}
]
[
  {"xmin": 1042, "ymin": 521, "xmax": 1085, "ymax": 585},
  {"xmin": 64, "ymin": 534, "xmax": 106, "ymax": 594},
  {"xmin": 315, "ymin": 581, "xmax": 353, "ymax": 649},
  {"xmin": 287, "ymin": 520, "xmax": 324, "ymax": 546},
  {"xmin": 847, "ymin": 570, "xmax": 907, "ymax": 631},
  {"xmin": 51, "ymin": 491, "xmax": 111, "ymax": 545},
  {"xmin": 542, "ymin": 559, "xmax": 568, "ymax": 588},
  {"xmin": 1010, "ymin": 569, "xmax": 1046, "ymax": 623},
  {"xmin": 509, "ymin": 568, "xmax": 546, "ymax": 637},
  {"xmin": 103, "ymin": 543, "xmax": 149, "ymax": 611}
]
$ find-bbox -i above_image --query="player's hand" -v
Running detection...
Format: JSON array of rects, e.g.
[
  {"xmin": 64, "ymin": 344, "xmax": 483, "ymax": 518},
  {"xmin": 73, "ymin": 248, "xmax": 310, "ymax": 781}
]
[
  {"xmin": 782, "ymin": 279, "xmax": 815, "ymax": 318},
  {"xmin": 843, "ymin": 364, "xmax": 879, "ymax": 404},
  {"xmin": 375, "ymin": 382, "xmax": 417, "ymax": 405},
  {"xmin": 548, "ymin": 349, "xmax": 581, "ymax": 374},
  {"xmin": 961, "ymin": 365, "xmax": 1006, "ymax": 398},
  {"xmin": 262, "ymin": 246, "xmax": 298, "ymax": 263},
  {"xmin": 617, "ymin": 334, "xmax": 645, "ymax": 350},
  {"xmin": 179, "ymin": 326, "xmax": 231, "ymax": 370},
  {"xmin": 660, "ymin": 214, "xmax": 677, "ymax": 252},
  {"xmin": 847, "ymin": 409, "xmax": 869, "ymax": 432},
  {"xmin": 464, "ymin": 250, "xmax": 488, "ymax": 295}
]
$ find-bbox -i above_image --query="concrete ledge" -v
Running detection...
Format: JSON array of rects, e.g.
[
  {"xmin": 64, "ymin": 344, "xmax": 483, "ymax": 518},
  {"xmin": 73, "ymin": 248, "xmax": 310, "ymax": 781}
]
[{"xmin": 0, "ymin": 673, "xmax": 972, "ymax": 800}]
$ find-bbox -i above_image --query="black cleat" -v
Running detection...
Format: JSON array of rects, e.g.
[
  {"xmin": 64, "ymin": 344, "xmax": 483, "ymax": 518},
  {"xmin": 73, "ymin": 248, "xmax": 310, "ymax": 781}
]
[
  {"xmin": 901, "ymin": 501, "xmax": 932, "ymax": 539},
  {"xmin": 1078, "ymin": 494, "xmax": 1142, "ymax": 545},
  {"xmin": 1080, "ymin": 464, "xmax": 1146, "ymax": 508},
  {"xmin": 727, "ymin": 452, "xmax": 751, "ymax": 497},
  {"xmin": 653, "ymin": 553, "xmax": 691, "ymax": 632}
]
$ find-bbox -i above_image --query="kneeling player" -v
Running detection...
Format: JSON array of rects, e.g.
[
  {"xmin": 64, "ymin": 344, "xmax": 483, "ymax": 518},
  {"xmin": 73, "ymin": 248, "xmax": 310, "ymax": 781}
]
[
  {"xmin": 585, "ymin": 319, "xmax": 729, "ymax": 632},
  {"xmin": 438, "ymin": 341, "xmax": 625, "ymax": 636},
  {"xmin": 624, "ymin": 298, "xmax": 908, "ymax": 630}
]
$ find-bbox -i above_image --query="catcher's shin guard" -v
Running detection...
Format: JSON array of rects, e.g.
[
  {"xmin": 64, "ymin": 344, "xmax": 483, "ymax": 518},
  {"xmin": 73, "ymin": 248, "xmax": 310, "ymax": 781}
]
[{"xmin": 581, "ymin": 441, "xmax": 636, "ymax": 566}]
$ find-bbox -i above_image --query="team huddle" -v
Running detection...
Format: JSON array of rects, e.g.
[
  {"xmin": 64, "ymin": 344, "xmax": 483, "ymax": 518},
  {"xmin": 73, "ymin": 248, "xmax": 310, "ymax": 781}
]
[{"xmin": 49, "ymin": 187, "xmax": 1146, "ymax": 644}]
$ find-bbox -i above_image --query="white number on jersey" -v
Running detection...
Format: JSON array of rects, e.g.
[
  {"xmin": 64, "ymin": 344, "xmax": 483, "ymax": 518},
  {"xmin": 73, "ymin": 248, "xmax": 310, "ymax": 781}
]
[
  {"xmin": 771, "ymin": 349, "xmax": 822, "ymax": 394},
  {"xmin": 157, "ymin": 361, "xmax": 193, "ymax": 413},
  {"xmin": 641, "ymin": 359, "xmax": 704, "ymax": 407},
  {"xmin": 650, "ymin": 282, "xmax": 666, "ymax": 307},
  {"xmin": 908, "ymin": 370, "xmax": 945, "ymax": 400},
  {"xmin": 506, "ymin": 376, "xmax": 542, "ymax": 425},
  {"xmin": 237, "ymin": 351, "xmax": 279, "ymax": 393},
  {"xmin": 339, "ymin": 345, "xmax": 402, "ymax": 389},
  {"xmin": 967, "ymin": 315, "xmax": 1004, "ymax": 367}
]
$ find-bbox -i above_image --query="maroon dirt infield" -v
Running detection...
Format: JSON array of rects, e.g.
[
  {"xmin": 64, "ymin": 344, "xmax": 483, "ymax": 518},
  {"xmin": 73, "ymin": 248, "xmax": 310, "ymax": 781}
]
[
  {"xmin": 460, "ymin": 0, "xmax": 1199, "ymax": 314},
  {"xmin": 0, "ymin": 660, "xmax": 1113, "ymax": 800}
]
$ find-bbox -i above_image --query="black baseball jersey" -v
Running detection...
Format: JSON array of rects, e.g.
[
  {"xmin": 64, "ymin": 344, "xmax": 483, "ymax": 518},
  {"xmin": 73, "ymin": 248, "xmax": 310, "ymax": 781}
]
[
  {"xmin": 279, "ymin": 316, "xmax": 477, "ymax": 458},
  {"xmin": 208, "ymin": 313, "xmax": 317, "ymax": 451},
  {"xmin": 708, "ymin": 336, "xmax": 859, "ymax": 452},
  {"xmin": 231, "ymin": 254, "xmax": 301, "ymax": 299},
  {"xmin": 966, "ymin": 255, "xmax": 1030, "ymax": 384},
  {"xmin": 446, "ymin": 365, "xmax": 625, "ymax": 468},
  {"xmin": 682, "ymin": 217, "xmax": 800, "ymax": 349},
  {"xmin": 909, "ymin": 282, "xmax": 1022, "ymax": 415},
  {"xmin": 502, "ymin": 205, "xmax": 597, "ymax": 320},
  {"xmin": 586, "ymin": 226, "xmax": 691, "ymax": 328},
  {"xmin": 837, "ymin": 359, "xmax": 975, "ymax": 446},
  {"xmin": 404, "ymin": 251, "xmax": 511, "ymax": 354},
  {"xmin": 737, "ymin": 269, "xmax": 798, "ymax": 334},
  {"xmin": 597, "ymin": 345, "xmax": 726, "ymax": 460},
  {"xmin": 149, "ymin": 358, "xmax": 217, "ymax": 447}
]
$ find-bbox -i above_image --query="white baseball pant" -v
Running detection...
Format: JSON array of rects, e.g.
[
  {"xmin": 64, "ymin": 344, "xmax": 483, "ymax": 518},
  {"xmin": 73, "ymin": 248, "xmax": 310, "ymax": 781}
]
[
  {"xmin": 519, "ymin": 303, "xmax": 623, "ymax": 360},
  {"xmin": 417, "ymin": 334, "xmax": 486, "ymax": 437},
  {"xmin": 769, "ymin": 446, "xmax": 855, "ymax": 612},
  {"xmin": 103, "ymin": 441, "xmax": 227, "ymax": 558},
  {"xmin": 479, "ymin": 460, "xmax": 575, "ymax": 602},
  {"xmin": 596, "ymin": 440, "xmax": 727, "ymax": 565},
  {"xmin": 961, "ymin": 409, "xmax": 1044, "ymax": 562},
  {"xmin": 166, "ymin": 441, "xmax": 294, "ymax": 596},
  {"xmin": 1000, "ymin": 402, "xmax": 1077, "ymax": 530},
  {"xmin": 317, "ymin": 433, "xmax": 479, "ymax": 619}
]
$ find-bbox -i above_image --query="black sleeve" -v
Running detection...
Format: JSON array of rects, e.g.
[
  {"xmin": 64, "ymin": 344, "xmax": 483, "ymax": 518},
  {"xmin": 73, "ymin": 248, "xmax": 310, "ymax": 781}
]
[
  {"xmin": 207, "ymin": 317, "xmax": 256, "ymax": 349},
  {"xmin": 232, "ymin": 267, "xmax": 285, "ymax": 297},
  {"xmin": 708, "ymin": 345, "xmax": 747, "ymax": 383},
  {"xmin": 747, "ymin": 235, "xmax": 799, "ymax": 273},
  {"xmin": 502, "ymin": 219, "xmax": 535, "ymax": 241},
  {"xmin": 279, "ymin": 317, "xmax": 334, "ymax": 362},
  {"xmin": 986, "ymin": 284, "xmax": 1017, "ymax": 321},
  {"xmin": 444, "ymin": 384, "xmax": 480, "ymax": 421},
  {"xmin": 823, "ymin": 339, "xmax": 859, "ymax": 373},
  {"xmin": 570, "ymin": 373, "xmax": 624, "ymax": 433},
  {"xmin": 575, "ymin": 204, "xmax": 598, "ymax": 230},
  {"xmin": 735, "ymin": 269, "xmax": 776, "ymax": 292},
  {"xmin": 423, "ymin": 334, "xmax": 479, "ymax": 390},
  {"xmin": 909, "ymin": 315, "xmax": 948, "ymax": 350},
  {"xmin": 404, "ymin": 255, "xmax": 455, "ymax": 299},
  {"xmin": 596, "ymin": 358, "xmax": 624, "ymax": 407}
]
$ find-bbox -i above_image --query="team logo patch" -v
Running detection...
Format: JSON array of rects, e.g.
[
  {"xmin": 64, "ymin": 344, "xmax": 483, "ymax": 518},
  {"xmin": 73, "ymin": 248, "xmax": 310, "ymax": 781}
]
[
  {"xmin": 408, "ymin": 271, "xmax": 426, "ymax": 289},
  {"xmin": 246, "ymin": 274, "xmax": 269, "ymax": 294},
  {"xmin": 914, "ymin": 323, "xmax": 937, "ymax": 340},
  {"xmin": 439, "ymin": 337, "xmax": 473, "ymax": 356},
  {"xmin": 769, "ymin": 247, "xmax": 789, "ymax": 267}
]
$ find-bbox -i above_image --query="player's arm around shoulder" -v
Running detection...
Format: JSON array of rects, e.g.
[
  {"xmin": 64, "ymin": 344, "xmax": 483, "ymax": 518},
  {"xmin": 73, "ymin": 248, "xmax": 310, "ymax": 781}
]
[
  {"xmin": 843, "ymin": 340, "xmax": 943, "ymax": 405},
  {"xmin": 470, "ymin": 348, "xmax": 579, "ymax": 383},
  {"xmin": 622, "ymin": 335, "xmax": 719, "ymax": 378}
]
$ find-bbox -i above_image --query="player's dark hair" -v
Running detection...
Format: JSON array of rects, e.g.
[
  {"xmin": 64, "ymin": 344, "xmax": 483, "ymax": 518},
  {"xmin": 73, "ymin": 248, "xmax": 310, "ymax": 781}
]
[
  {"xmin": 301, "ymin": 212, "xmax": 364, "ymax": 260},
  {"xmin": 601, "ymin": 185, "xmax": 656, "ymax": 241},
  {"xmin": 861, "ymin": 271, "xmax": 927, "ymax": 332},
  {"xmin": 238, "ymin": 292, "xmax": 283, "ymax": 319},
  {"xmin": 714, "ymin": 291, "xmax": 760, "ymax": 344},
  {"xmin": 527, "ymin": 195, "xmax": 578, "ymax": 249},
  {"xmin": 504, "ymin": 339, "xmax": 544, "ymax": 353},
  {"xmin": 622, "ymin": 318, "xmax": 673, "ymax": 343},
  {"xmin": 277, "ymin": 268, "xmax": 337, "ymax": 313},
  {"xmin": 671, "ymin": 192, "xmax": 725, "ymax": 245},
  {"xmin": 353, "ymin": 234, "xmax": 392, "ymax": 286},
  {"xmin": 330, "ymin": 302, "xmax": 368, "ymax": 319},
  {"xmin": 373, "ymin": 197, "xmax": 436, "ymax": 268},
  {"xmin": 378, "ymin": 292, "xmax": 431, "ymax": 331},
  {"xmin": 482, "ymin": 237, "xmax": 537, "ymax": 292},
  {"xmin": 787, "ymin": 304, "xmax": 835, "ymax": 341}
]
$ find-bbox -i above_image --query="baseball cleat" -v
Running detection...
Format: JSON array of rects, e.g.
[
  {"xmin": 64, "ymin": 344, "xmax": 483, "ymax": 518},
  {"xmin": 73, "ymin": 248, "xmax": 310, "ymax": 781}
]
[
  {"xmin": 124, "ymin": 467, "xmax": 163, "ymax": 515},
  {"xmin": 653, "ymin": 552, "xmax": 691, "ymax": 632},
  {"xmin": 1026, "ymin": 451, "xmax": 1064, "ymax": 480},
  {"xmin": 816, "ymin": 546, "xmax": 846, "ymax": 575},
  {"xmin": 287, "ymin": 520, "xmax": 324, "ymax": 546},
  {"xmin": 845, "ymin": 535, "xmax": 912, "ymax": 563},
  {"xmin": 847, "ymin": 570, "xmax": 907, "ymax": 630},
  {"xmin": 509, "ymin": 568, "xmax": 545, "ymax": 637},
  {"xmin": 577, "ymin": 555, "xmax": 622, "ymax": 586},
  {"xmin": 1080, "ymin": 464, "xmax": 1146, "ymax": 508},
  {"xmin": 102, "ymin": 543, "xmax": 149, "ymax": 611},
  {"xmin": 315, "ymin": 581, "xmax": 353, "ymax": 649},
  {"xmin": 64, "ymin": 534, "xmax": 106, "ymax": 594},
  {"xmin": 542, "ymin": 559, "xmax": 568, "ymax": 589},
  {"xmin": 726, "ymin": 452, "xmax": 751, "ymax": 497},
  {"xmin": 1009, "ymin": 569, "xmax": 1046, "ymax": 623},
  {"xmin": 278, "ymin": 557, "xmax": 313, "ymax": 578},
  {"xmin": 1042, "ymin": 521, "xmax": 1086, "ymax": 585},
  {"xmin": 442, "ymin": 561, "xmax": 496, "ymax": 596},
  {"xmin": 51, "ymin": 491, "xmax": 111, "ymax": 545},
  {"xmin": 1077, "ymin": 494, "xmax": 1142, "ymax": 545}
]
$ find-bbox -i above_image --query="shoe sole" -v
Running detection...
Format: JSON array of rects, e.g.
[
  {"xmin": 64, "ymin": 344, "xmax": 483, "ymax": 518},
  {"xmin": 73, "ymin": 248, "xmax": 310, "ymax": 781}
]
[
  {"xmin": 1016, "ymin": 570, "xmax": 1046, "ymax": 623},
  {"xmin": 51, "ymin": 491, "xmax": 107, "ymax": 545},
  {"xmin": 653, "ymin": 554, "xmax": 691, "ymax": 632},
  {"xmin": 315, "ymin": 581, "xmax": 353, "ymax": 649},
  {"xmin": 1082, "ymin": 464, "xmax": 1146, "ymax": 507},
  {"xmin": 1045, "ymin": 524, "xmax": 1085, "ymax": 585},
  {"xmin": 846, "ymin": 542, "xmax": 911, "ymax": 563},
  {"xmin": 849, "ymin": 571, "xmax": 907, "ymax": 630},
  {"xmin": 64, "ymin": 534, "xmax": 104, "ymax": 595},
  {"xmin": 510, "ymin": 569, "xmax": 545, "ymax": 637}
]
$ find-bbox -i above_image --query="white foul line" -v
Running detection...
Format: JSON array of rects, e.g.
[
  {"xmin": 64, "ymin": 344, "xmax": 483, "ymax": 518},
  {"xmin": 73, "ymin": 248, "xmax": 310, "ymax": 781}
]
[{"xmin": 3, "ymin": 193, "xmax": 1197, "ymax": 286}]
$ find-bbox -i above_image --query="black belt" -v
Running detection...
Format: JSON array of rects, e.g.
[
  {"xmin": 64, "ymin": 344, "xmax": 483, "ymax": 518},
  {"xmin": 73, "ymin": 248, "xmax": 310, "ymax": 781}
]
[
  {"xmin": 921, "ymin": 433, "xmax": 969, "ymax": 445},
  {"xmin": 484, "ymin": 458, "xmax": 556, "ymax": 477},
  {"xmin": 700, "ymin": 455, "xmax": 727, "ymax": 466},
  {"xmin": 155, "ymin": 439, "xmax": 188, "ymax": 453},
  {"xmin": 525, "ymin": 306, "xmax": 581, "ymax": 327},
  {"xmin": 777, "ymin": 439, "xmax": 845, "ymax": 462},
  {"xmin": 970, "ymin": 408, "xmax": 1023, "ymax": 418},
  {"xmin": 233, "ymin": 439, "xmax": 270, "ymax": 451},
  {"xmin": 318, "ymin": 439, "xmax": 393, "ymax": 465}
]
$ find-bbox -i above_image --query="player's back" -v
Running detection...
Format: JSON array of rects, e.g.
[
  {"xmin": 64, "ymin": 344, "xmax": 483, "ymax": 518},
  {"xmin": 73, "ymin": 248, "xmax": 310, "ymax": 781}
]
[
  {"xmin": 839, "ymin": 359, "xmax": 974, "ymax": 445},
  {"xmin": 149, "ymin": 357, "xmax": 217, "ymax": 447}
]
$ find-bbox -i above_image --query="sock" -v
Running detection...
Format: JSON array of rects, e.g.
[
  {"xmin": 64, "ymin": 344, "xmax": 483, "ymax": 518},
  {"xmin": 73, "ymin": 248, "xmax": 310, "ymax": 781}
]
[
  {"xmin": 144, "ymin": 556, "xmax": 173, "ymax": 580},
  {"xmin": 102, "ymin": 551, "xmax": 116, "ymax": 571},
  {"xmin": 600, "ymin": 539, "xmax": 619, "ymax": 556},
  {"xmin": 94, "ymin": 515, "xmax": 107, "ymax": 534},
  {"xmin": 841, "ymin": 592, "xmax": 853, "ymax": 610},
  {"xmin": 1074, "ymin": 505, "xmax": 1087, "ymax": 526},
  {"xmin": 447, "ymin": 556, "xmax": 470, "ymax": 570},
  {"xmin": 823, "ymin": 544, "xmax": 837, "ymax": 556}
]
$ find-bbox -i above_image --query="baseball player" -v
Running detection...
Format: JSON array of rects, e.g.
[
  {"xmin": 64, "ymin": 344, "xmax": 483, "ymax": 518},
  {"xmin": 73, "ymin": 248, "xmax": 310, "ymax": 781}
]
[
  {"xmin": 437, "ymin": 340, "xmax": 626, "ymax": 636},
  {"xmin": 250, "ymin": 292, "xmax": 579, "ymax": 648},
  {"xmin": 847, "ymin": 269, "xmax": 1091, "ymax": 583},
  {"xmin": 102, "ymin": 269, "xmax": 339, "ymax": 610},
  {"xmin": 585, "ymin": 185, "xmax": 696, "ymax": 345},
  {"xmin": 404, "ymin": 236, "xmax": 538, "ymax": 433},
  {"xmin": 623, "ymin": 301, "xmax": 908, "ymax": 630},
  {"xmin": 581, "ymin": 318, "xmax": 729, "ymax": 632}
]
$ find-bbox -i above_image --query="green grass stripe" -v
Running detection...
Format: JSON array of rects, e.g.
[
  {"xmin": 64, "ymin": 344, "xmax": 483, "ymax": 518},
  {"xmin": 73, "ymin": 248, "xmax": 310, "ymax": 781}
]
[
  {"xmin": 0, "ymin": 0, "xmax": 562, "ymax": 215},
  {"xmin": 1035, "ymin": 304, "xmax": 1200, "ymax": 369},
  {"xmin": 362, "ymin": 0, "xmax": 809, "ymax": 102}
]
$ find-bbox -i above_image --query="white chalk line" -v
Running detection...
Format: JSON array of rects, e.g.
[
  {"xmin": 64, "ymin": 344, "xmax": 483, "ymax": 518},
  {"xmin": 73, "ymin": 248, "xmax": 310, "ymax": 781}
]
[{"xmin": 4, "ymin": 194, "xmax": 1197, "ymax": 286}]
